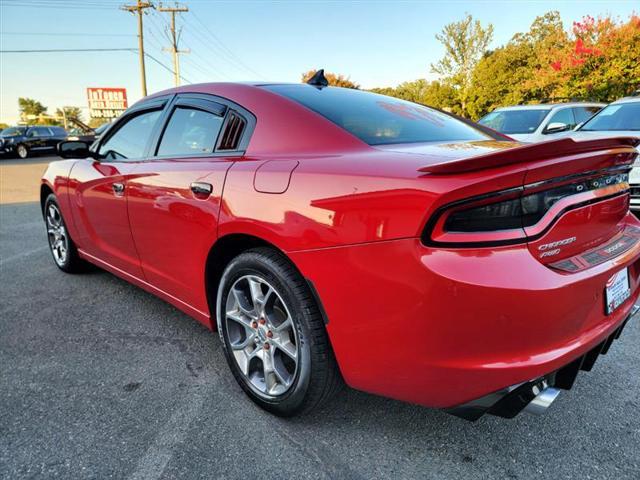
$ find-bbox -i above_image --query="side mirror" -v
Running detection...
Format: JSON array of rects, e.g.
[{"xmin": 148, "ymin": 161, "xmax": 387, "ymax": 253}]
[
  {"xmin": 57, "ymin": 140, "xmax": 93, "ymax": 159},
  {"xmin": 544, "ymin": 122, "xmax": 570, "ymax": 134}
]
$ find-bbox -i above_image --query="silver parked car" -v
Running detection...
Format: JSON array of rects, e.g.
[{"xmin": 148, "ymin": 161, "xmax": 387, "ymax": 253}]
[
  {"xmin": 478, "ymin": 102, "xmax": 604, "ymax": 143},
  {"xmin": 569, "ymin": 95, "xmax": 640, "ymax": 211}
]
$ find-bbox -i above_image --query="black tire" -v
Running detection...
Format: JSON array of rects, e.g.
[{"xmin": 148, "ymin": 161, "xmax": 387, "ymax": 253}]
[
  {"xmin": 216, "ymin": 247, "xmax": 342, "ymax": 416},
  {"xmin": 16, "ymin": 144, "xmax": 29, "ymax": 159},
  {"xmin": 44, "ymin": 194, "xmax": 89, "ymax": 273}
]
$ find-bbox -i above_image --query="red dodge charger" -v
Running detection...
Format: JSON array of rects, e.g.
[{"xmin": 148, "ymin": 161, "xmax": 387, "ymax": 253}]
[{"xmin": 42, "ymin": 74, "xmax": 640, "ymax": 419}]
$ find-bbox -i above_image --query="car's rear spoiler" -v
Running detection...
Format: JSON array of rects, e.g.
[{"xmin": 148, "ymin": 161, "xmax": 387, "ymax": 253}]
[{"xmin": 418, "ymin": 137, "xmax": 640, "ymax": 175}]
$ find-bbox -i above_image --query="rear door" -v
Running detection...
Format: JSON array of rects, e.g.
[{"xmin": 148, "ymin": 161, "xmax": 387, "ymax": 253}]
[
  {"xmin": 127, "ymin": 93, "xmax": 254, "ymax": 314},
  {"xmin": 25, "ymin": 127, "xmax": 44, "ymax": 151},
  {"xmin": 68, "ymin": 98, "xmax": 168, "ymax": 277}
]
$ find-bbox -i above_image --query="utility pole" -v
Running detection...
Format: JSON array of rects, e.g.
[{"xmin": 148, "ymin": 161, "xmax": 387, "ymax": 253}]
[
  {"xmin": 121, "ymin": 1, "xmax": 153, "ymax": 96},
  {"xmin": 158, "ymin": 3, "xmax": 189, "ymax": 87}
]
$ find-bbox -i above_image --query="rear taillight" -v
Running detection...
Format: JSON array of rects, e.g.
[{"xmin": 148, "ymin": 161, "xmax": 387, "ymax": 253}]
[{"xmin": 424, "ymin": 169, "xmax": 630, "ymax": 247}]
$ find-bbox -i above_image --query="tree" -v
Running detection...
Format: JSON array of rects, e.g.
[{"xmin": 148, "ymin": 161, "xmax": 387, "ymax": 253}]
[
  {"xmin": 371, "ymin": 79, "xmax": 459, "ymax": 113},
  {"xmin": 55, "ymin": 107, "xmax": 83, "ymax": 122},
  {"xmin": 18, "ymin": 97, "xmax": 47, "ymax": 121},
  {"xmin": 301, "ymin": 70, "xmax": 360, "ymax": 89},
  {"xmin": 431, "ymin": 14, "xmax": 494, "ymax": 115}
]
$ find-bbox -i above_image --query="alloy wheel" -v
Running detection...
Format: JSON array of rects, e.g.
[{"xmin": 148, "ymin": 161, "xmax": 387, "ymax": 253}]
[
  {"xmin": 224, "ymin": 274, "xmax": 299, "ymax": 397},
  {"xmin": 17, "ymin": 145, "xmax": 28, "ymax": 159},
  {"xmin": 46, "ymin": 203, "xmax": 68, "ymax": 266}
]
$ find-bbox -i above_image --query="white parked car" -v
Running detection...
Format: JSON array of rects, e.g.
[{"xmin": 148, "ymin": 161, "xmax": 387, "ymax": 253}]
[
  {"xmin": 569, "ymin": 95, "xmax": 640, "ymax": 211},
  {"xmin": 478, "ymin": 102, "xmax": 604, "ymax": 143}
]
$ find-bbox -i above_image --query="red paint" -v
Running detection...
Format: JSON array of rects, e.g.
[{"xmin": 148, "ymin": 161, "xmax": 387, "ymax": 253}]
[{"xmin": 41, "ymin": 83, "xmax": 640, "ymax": 409}]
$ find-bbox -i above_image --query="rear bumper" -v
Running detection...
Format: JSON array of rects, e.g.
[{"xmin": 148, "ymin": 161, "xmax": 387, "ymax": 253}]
[
  {"xmin": 447, "ymin": 306, "xmax": 638, "ymax": 420},
  {"xmin": 289, "ymin": 213, "xmax": 640, "ymax": 410},
  {"xmin": 630, "ymin": 185, "xmax": 640, "ymax": 211}
]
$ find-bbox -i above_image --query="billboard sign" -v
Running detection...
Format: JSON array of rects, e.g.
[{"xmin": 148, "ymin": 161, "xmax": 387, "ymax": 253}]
[{"xmin": 87, "ymin": 87, "xmax": 128, "ymax": 119}]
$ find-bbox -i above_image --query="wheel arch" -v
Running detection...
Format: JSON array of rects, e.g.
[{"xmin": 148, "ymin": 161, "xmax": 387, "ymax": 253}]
[
  {"xmin": 204, "ymin": 233, "xmax": 329, "ymax": 328},
  {"xmin": 40, "ymin": 183, "xmax": 54, "ymax": 217}
]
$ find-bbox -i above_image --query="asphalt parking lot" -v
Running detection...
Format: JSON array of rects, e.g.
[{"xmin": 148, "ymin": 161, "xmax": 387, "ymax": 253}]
[{"xmin": 1, "ymin": 155, "xmax": 639, "ymax": 480}]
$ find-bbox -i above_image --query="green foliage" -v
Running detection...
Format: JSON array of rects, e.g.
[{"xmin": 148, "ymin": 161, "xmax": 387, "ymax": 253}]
[
  {"xmin": 370, "ymin": 80, "xmax": 459, "ymax": 113},
  {"xmin": 374, "ymin": 12, "xmax": 639, "ymax": 121},
  {"xmin": 431, "ymin": 14, "xmax": 494, "ymax": 114},
  {"xmin": 18, "ymin": 97, "xmax": 47, "ymax": 120},
  {"xmin": 55, "ymin": 107, "xmax": 83, "ymax": 122},
  {"xmin": 0, "ymin": 123, "xmax": 9, "ymax": 130},
  {"xmin": 301, "ymin": 70, "xmax": 360, "ymax": 89}
]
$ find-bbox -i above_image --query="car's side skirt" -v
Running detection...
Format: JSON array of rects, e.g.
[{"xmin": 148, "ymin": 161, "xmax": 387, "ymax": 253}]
[{"xmin": 78, "ymin": 249, "xmax": 213, "ymax": 329}]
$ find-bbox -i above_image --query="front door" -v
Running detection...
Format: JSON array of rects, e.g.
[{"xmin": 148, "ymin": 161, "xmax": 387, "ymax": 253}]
[
  {"xmin": 127, "ymin": 96, "xmax": 237, "ymax": 313},
  {"xmin": 68, "ymin": 107, "xmax": 165, "ymax": 278}
]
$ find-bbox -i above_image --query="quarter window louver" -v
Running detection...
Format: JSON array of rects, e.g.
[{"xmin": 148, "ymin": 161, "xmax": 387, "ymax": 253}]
[{"xmin": 219, "ymin": 112, "xmax": 246, "ymax": 150}]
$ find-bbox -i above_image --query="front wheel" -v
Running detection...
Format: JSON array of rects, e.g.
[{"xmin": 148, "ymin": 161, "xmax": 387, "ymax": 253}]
[
  {"xmin": 16, "ymin": 144, "xmax": 29, "ymax": 159},
  {"xmin": 44, "ymin": 194, "xmax": 89, "ymax": 273},
  {"xmin": 217, "ymin": 248, "xmax": 341, "ymax": 416}
]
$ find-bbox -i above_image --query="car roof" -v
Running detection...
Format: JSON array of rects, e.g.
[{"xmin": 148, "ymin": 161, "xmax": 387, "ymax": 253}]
[
  {"xmin": 610, "ymin": 96, "xmax": 640, "ymax": 105},
  {"xmin": 494, "ymin": 102, "xmax": 605, "ymax": 111}
]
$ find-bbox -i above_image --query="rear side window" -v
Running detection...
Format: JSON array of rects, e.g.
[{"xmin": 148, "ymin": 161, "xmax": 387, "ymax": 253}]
[
  {"xmin": 50, "ymin": 127, "xmax": 67, "ymax": 136},
  {"xmin": 99, "ymin": 109, "xmax": 162, "ymax": 160},
  {"xmin": 581, "ymin": 103, "xmax": 640, "ymax": 131},
  {"xmin": 478, "ymin": 109, "xmax": 550, "ymax": 134},
  {"xmin": 265, "ymin": 85, "xmax": 488, "ymax": 145},
  {"xmin": 573, "ymin": 106, "xmax": 601, "ymax": 124},
  {"xmin": 157, "ymin": 107, "xmax": 224, "ymax": 156},
  {"xmin": 35, "ymin": 127, "xmax": 52, "ymax": 136}
]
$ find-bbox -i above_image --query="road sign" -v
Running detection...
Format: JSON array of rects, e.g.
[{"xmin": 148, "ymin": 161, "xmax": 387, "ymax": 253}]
[{"xmin": 87, "ymin": 87, "xmax": 128, "ymax": 119}]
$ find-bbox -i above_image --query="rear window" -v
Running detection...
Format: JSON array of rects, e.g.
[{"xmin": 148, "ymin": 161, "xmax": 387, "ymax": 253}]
[
  {"xmin": 580, "ymin": 103, "xmax": 640, "ymax": 131},
  {"xmin": 264, "ymin": 85, "xmax": 488, "ymax": 146},
  {"xmin": 1, "ymin": 127, "xmax": 26, "ymax": 136},
  {"xmin": 478, "ymin": 109, "xmax": 550, "ymax": 134}
]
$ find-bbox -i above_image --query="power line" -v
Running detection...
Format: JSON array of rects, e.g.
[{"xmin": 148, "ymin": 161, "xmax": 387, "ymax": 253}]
[
  {"xmin": 1, "ymin": 32, "xmax": 135, "ymax": 37},
  {"xmin": 0, "ymin": 46, "xmax": 187, "ymax": 83},
  {"xmin": 187, "ymin": 9, "xmax": 266, "ymax": 79},
  {"xmin": 0, "ymin": 48, "xmax": 137, "ymax": 53},
  {"xmin": 144, "ymin": 52, "xmax": 191, "ymax": 84}
]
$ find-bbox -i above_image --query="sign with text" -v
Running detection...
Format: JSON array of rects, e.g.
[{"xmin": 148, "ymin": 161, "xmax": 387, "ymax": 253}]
[{"xmin": 86, "ymin": 87, "xmax": 128, "ymax": 119}]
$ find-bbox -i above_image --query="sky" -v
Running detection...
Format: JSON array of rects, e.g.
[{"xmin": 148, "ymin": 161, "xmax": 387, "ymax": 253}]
[{"xmin": 0, "ymin": 0, "xmax": 638, "ymax": 124}]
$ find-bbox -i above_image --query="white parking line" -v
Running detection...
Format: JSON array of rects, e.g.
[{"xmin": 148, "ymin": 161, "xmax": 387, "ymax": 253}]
[
  {"xmin": 127, "ymin": 389, "xmax": 208, "ymax": 480},
  {"xmin": 0, "ymin": 245, "xmax": 48, "ymax": 265}
]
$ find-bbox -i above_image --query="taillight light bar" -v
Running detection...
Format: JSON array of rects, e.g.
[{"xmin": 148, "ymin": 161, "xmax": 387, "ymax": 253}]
[{"xmin": 423, "ymin": 168, "xmax": 631, "ymax": 247}]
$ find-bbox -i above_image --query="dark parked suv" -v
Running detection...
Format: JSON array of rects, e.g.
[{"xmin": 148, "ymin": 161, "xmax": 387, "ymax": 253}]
[{"xmin": 0, "ymin": 125, "xmax": 68, "ymax": 159}]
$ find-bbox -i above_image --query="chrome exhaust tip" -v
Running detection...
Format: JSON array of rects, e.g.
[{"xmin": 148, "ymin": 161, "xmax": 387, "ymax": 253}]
[{"xmin": 524, "ymin": 386, "xmax": 561, "ymax": 415}]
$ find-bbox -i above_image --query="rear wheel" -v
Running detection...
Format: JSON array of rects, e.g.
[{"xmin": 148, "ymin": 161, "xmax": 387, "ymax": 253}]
[
  {"xmin": 16, "ymin": 144, "xmax": 28, "ymax": 159},
  {"xmin": 44, "ymin": 194, "xmax": 88, "ymax": 273},
  {"xmin": 217, "ymin": 248, "xmax": 341, "ymax": 416}
]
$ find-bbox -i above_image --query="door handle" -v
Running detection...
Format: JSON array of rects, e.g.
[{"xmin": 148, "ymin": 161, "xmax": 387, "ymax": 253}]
[
  {"xmin": 112, "ymin": 182, "xmax": 125, "ymax": 195},
  {"xmin": 190, "ymin": 182, "xmax": 213, "ymax": 197}
]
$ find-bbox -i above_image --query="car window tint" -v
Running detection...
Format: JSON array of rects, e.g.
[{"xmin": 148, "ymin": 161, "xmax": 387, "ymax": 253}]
[
  {"xmin": 99, "ymin": 110, "xmax": 162, "ymax": 160},
  {"xmin": 27, "ymin": 129, "xmax": 39, "ymax": 137},
  {"xmin": 573, "ymin": 107, "xmax": 601, "ymax": 124},
  {"xmin": 478, "ymin": 110, "xmax": 550, "ymax": 134},
  {"xmin": 36, "ymin": 127, "xmax": 52, "ymax": 136},
  {"xmin": 157, "ymin": 107, "xmax": 224, "ymax": 156},
  {"xmin": 265, "ymin": 85, "xmax": 488, "ymax": 145},
  {"xmin": 581, "ymin": 103, "xmax": 640, "ymax": 131},
  {"xmin": 546, "ymin": 108, "xmax": 575, "ymax": 130}
]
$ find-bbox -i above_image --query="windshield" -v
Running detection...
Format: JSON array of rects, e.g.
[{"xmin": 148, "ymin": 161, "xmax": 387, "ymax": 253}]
[
  {"xmin": 580, "ymin": 103, "xmax": 640, "ymax": 131},
  {"xmin": 478, "ymin": 109, "xmax": 550, "ymax": 134},
  {"xmin": 264, "ymin": 85, "xmax": 489, "ymax": 146},
  {"xmin": 1, "ymin": 127, "xmax": 26, "ymax": 137}
]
